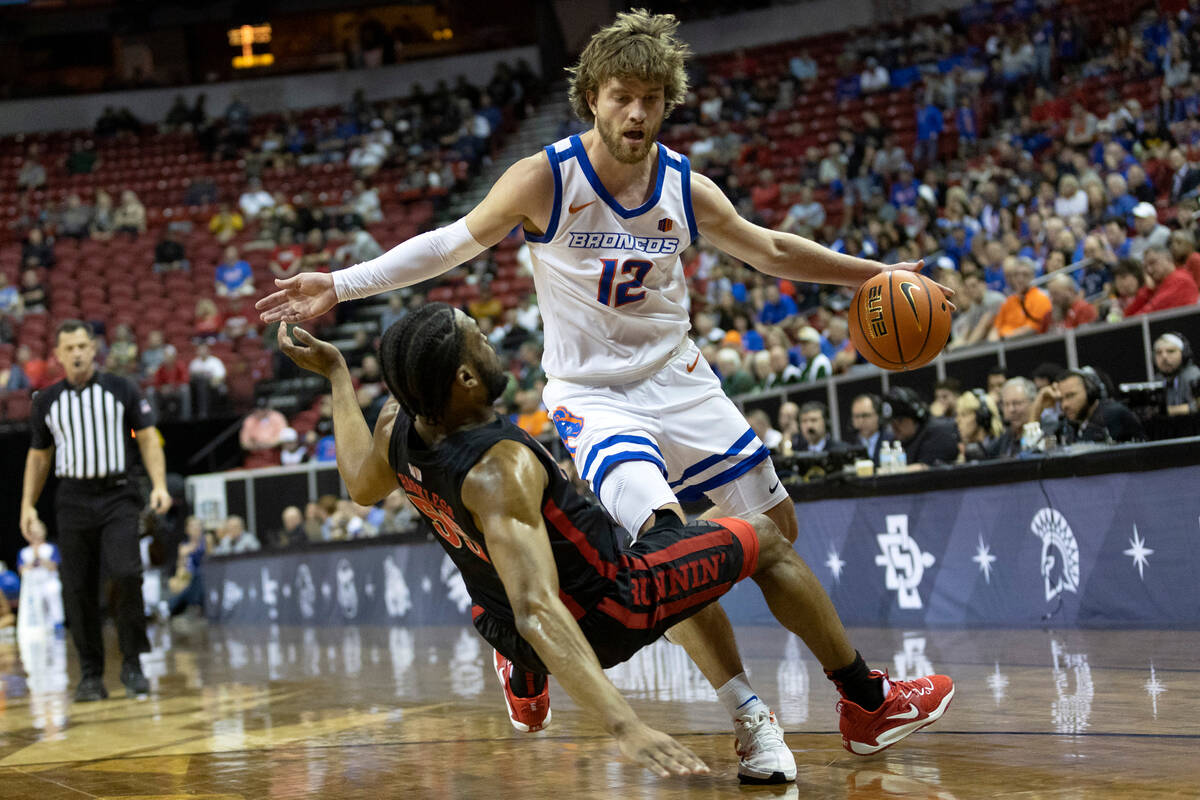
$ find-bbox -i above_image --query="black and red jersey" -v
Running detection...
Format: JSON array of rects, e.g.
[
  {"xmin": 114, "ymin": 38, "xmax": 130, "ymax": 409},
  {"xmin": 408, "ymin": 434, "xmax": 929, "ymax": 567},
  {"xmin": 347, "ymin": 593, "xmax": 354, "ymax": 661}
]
[{"xmin": 388, "ymin": 410, "xmax": 629, "ymax": 623}]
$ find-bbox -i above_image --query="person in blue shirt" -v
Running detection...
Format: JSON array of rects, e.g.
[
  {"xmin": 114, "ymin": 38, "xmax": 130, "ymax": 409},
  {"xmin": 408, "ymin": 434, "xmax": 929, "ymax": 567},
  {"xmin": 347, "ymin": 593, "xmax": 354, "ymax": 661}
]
[
  {"xmin": 758, "ymin": 283, "xmax": 798, "ymax": 325},
  {"xmin": 1104, "ymin": 174, "xmax": 1138, "ymax": 226},
  {"xmin": 955, "ymin": 97, "xmax": 979, "ymax": 155},
  {"xmin": 915, "ymin": 103, "xmax": 944, "ymax": 168},
  {"xmin": 889, "ymin": 165, "xmax": 919, "ymax": 209},
  {"xmin": 215, "ymin": 245, "xmax": 256, "ymax": 298}
]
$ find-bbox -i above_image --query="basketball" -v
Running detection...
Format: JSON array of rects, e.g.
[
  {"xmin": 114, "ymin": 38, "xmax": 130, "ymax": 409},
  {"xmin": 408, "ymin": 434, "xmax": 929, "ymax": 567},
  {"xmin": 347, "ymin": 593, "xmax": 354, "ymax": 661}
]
[{"xmin": 848, "ymin": 270, "xmax": 951, "ymax": 370}]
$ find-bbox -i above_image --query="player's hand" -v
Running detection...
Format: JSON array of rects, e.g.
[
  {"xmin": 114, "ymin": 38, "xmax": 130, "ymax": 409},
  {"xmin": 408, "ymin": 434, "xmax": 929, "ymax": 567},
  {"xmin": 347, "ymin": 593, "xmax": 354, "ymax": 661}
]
[
  {"xmin": 150, "ymin": 486, "xmax": 173, "ymax": 515},
  {"xmin": 277, "ymin": 324, "xmax": 347, "ymax": 379},
  {"xmin": 879, "ymin": 260, "xmax": 957, "ymax": 311},
  {"xmin": 256, "ymin": 272, "xmax": 337, "ymax": 324},
  {"xmin": 614, "ymin": 722, "xmax": 710, "ymax": 778},
  {"xmin": 19, "ymin": 506, "xmax": 39, "ymax": 544}
]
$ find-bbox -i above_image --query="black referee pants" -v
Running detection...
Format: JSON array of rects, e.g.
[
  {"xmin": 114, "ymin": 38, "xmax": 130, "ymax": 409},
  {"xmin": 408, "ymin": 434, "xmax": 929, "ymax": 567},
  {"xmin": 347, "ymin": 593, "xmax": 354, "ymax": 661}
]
[{"xmin": 55, "ymin": 479, "xmax": 150, "ymax": 678}]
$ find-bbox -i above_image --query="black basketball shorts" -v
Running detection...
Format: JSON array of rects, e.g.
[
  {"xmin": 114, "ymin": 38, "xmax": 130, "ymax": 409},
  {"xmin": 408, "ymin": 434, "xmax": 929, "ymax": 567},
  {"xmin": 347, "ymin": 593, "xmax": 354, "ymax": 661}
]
[{"xmin": 473, "ymin": 515, "xmax": 760, "ymax": 675}]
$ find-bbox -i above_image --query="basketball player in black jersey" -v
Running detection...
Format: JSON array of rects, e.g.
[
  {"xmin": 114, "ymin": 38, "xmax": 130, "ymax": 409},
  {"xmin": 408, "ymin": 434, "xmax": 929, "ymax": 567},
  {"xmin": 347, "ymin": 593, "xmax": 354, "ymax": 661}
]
[{"xmin": 277, "ymin": 304, "xmax": 954, "ymax": 782}]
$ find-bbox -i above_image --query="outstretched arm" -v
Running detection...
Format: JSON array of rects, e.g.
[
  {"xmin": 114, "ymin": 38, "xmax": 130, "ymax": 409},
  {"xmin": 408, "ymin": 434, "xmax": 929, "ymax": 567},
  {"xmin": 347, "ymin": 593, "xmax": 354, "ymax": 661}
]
[
  {"xmin": 276, "ymin": 325, "xmax": 399, "ymax": 504},
  {"xmin": 463, "ymin": 440, "xmax": 708, "ymax": 778},
  {"xmin": 256, "ymin": 152, "xmax": 554, "ymax": 324},
  {"xmin": 692, "ymin": 172, "xmax": 953, "ymax": 302}
]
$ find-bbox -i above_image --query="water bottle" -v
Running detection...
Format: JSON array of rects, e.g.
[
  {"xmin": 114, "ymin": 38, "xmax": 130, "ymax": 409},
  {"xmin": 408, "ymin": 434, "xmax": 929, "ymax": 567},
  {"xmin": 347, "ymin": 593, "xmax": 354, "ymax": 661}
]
[
  {"xmin": 879, "ymin": 442, "xmax": 895, "ymax": 475},
  {"xmin": 895, "ymin": 444, "xmax": 907, "ymax": 471}
]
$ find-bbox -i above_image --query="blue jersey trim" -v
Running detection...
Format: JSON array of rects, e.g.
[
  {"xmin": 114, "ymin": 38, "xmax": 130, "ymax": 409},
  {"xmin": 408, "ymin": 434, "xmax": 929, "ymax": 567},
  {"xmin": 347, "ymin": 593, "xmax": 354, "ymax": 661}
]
[
  {"xmin": 524, "ymin": 145, "xmax": 563, "ymax": 244},
  {"xmin": 570, "ymin": 135, "xmax": 667, "ymax": 219},
  {"xmin": 581, "ymin": 433, "xmax": 665, "ymax": 481},
  {"xmin": 674, "ymin": 446, "xmax": 770, "ymax": 502},
  {"xmin": 668, "ymin": 427, "xmax": 757, "ymax": 488},
  {"xmin": 591, "ymin": 452, "xmax": 669, "ymax": 499},
  {"xmin": 679, "ymin": 154, "xmax": 699, "ymax": 242}
]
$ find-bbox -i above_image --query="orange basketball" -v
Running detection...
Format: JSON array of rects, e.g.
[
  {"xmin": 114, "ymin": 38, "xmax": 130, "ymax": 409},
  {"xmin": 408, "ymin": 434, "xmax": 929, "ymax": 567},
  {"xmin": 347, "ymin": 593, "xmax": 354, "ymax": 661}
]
[{"xmin": 847, "ymin": 270, "xmax": 951, "ymax": 370}]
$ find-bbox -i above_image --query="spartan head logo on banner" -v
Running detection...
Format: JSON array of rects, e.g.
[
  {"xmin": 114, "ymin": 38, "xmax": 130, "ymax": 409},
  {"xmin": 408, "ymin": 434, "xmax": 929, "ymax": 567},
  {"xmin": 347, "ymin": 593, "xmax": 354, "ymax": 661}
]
[{"xmin": 1031, "ymin": 508, "xmax": 1080, "ymax": 603}]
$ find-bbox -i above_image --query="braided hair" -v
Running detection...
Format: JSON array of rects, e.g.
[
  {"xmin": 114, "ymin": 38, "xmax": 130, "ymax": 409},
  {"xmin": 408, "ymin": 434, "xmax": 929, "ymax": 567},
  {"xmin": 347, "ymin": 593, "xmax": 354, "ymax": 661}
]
[{"xmin": 379, "ymin": 302, "xmax": 464, "ymax": 425}]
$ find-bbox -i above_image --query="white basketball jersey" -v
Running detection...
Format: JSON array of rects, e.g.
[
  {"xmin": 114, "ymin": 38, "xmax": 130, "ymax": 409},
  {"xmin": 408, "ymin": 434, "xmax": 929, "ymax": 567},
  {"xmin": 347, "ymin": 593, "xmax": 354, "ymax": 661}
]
[{"xmin": 525, "ymin": 135, "xmax": 696, "ymax": 385}]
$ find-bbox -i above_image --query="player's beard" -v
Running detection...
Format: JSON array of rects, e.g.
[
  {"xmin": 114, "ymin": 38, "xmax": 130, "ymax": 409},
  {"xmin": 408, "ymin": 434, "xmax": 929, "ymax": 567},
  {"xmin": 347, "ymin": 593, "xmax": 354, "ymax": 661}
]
[
  {"xmin": 475, "ymin": 355, "xmax": 510, "ymax": 407},
  {"xmin": 596, "ymin": 114, "xmax": 660, "ymax": 165}
]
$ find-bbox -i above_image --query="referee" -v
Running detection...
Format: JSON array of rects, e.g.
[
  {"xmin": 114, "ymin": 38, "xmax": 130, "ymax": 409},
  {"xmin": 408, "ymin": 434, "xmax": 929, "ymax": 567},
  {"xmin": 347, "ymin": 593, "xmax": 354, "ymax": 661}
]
[{"xmin": 19, "ymin": 320, "xmax": 172, "ymax": 702}]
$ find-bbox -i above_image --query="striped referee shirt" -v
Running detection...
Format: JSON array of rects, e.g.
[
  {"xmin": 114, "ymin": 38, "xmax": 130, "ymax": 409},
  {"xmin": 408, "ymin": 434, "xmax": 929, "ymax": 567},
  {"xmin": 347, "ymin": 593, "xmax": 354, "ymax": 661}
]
[{"xmin": 30, "ymin": 371, "xmax": 156, "ymax": 479}]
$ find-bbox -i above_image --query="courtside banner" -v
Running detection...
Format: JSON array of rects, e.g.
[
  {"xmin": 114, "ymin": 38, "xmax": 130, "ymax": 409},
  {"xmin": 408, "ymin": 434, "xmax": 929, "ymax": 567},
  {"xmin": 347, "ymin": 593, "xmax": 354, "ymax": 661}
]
[{"xmin": 206, "ymin": 465, "xmax": 1200, "ymax": 628}]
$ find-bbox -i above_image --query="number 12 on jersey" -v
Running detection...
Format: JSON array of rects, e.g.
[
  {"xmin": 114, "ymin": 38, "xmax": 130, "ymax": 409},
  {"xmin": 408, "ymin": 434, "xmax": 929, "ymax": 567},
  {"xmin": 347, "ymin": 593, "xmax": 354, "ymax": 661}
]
[{"xmin": 597, "ymin": 258, "xmax": 652, "ymax": 307}]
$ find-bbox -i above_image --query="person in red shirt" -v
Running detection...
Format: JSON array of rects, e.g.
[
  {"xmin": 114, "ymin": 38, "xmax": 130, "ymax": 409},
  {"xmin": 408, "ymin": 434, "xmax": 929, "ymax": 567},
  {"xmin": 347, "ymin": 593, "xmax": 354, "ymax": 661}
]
[
  {"xmin": 1126, "ymin": 245, "xmax": 1200, "ymax": 316},
  {"xmin": 1041, "ymin": 273, "xmax": 1098, "ymax": 333},
  {"xmin": 1169, "ymin": 229, "xmax": 1200, "ymax": 290},
  {"xmin": 269, "ymin": 228, "xmax": 305, "ymax": 279},
  {"xmin": 153, "ymin": 345, "xmax": 189, "ymax": 388}
]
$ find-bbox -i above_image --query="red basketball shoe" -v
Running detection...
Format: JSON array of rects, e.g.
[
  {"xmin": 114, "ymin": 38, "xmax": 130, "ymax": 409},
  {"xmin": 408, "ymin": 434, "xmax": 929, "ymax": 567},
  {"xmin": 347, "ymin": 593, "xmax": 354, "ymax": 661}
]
[
  {"xmin": 493, "ymin": 650, "xmax": 551, "ymax": 733},
  {"xmin": 837, "ymin": 671, "xmax": 954, "ymax": 755}
]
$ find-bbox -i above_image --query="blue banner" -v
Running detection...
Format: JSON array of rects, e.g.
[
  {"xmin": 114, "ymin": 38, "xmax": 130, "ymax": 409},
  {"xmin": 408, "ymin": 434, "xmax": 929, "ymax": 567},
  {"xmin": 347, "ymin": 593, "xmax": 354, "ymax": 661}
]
[{"xmin": 206, "ymin": 465, "xmax": 1200, "ymax": 629}]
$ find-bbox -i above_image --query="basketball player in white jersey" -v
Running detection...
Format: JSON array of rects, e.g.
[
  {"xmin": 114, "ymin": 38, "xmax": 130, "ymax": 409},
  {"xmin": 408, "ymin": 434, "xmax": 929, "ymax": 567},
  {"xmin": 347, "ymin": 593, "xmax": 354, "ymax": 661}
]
[{"xmin": 258, "ymin": 10, "xmax": 950, "ymax": 784}]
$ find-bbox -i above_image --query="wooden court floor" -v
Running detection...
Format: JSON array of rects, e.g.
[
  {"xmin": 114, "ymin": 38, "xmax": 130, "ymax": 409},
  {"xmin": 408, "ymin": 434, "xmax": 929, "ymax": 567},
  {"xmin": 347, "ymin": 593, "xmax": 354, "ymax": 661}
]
[{"xmin": 0, "ymin": 622, "xmax": 1196, "ymax": 799}]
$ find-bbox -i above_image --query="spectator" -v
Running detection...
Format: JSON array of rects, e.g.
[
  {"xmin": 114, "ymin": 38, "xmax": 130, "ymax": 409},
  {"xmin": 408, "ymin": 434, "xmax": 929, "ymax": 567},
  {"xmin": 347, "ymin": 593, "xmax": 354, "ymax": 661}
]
[
  {"xmin": 778, "ymin": 185, "xmax": 826, "ymax": 235},
  {"xmin": 1167, "ymin": 148, "xmax": 1200, "ymax": 204},
  {"xmin": 860, "ymin": 57, "xmax": 890, "ymax": 93},
  {"xmin": 215, "ymin": 246, "xmax": 255, "ymax": 298},
  {"xmin": 239, "ymin": 178, "xmax": 275, "ymax": 221},
  {"xmin": 152, "ymin": 227, "xmax": 188, "ymax": 273},
  {"xmin": 850, "ymin": 393, "xmax": 891, "ymax": 464},
  {"xmin": 914, "ymin": 99, "xmax": 944, "ymax": 168},
  {"xmin": 1032, "ymin": 369, "xmax": 1145, "ymax": 444},
  {"xmin": 468, "ymin": 282, "xmax": 504, "ymax": 325},
  {"xmin": 0, "ymin": 272, "xmax": 21, "ymax": 318},
  {"xmin": 1053, "ymin": 174, "xmax": 1088, "ymax": 218},
  {"xmin": 105, "ymin": 324, "xmax": 139, "ymax": 377},
  {"xmin": 1169, "ymin": 230, "xmax": 1200, "ymax": 289},
  {"xmin": 167, "ymin": 516, "xmax": 207, "ymax": 618},
  {"xmin": 1125, "ymin": 246, "xmax": 1199, "ymax": 315},
  {"xmin": 956, "ymin": 389, "xmax": 1002, "ymax": 462},
  {"xmin": 349, "ymin": 180, "xmax": 384, "ymax": 224},
  {"xmin": 1154, "ymin": 333, "xmax": 1200, "ymax": 416},
  {"xmin": 58, "ymin": 195, "xmax": 93, "ymax": 240},
  {"xmin": 22, "ymin": 228, "xmax": 55, "ymax": 269},
  {"xmin": 269, "ymin": 228, "xmax": 305, "ymax": 278},
  {"xmin": 112, "ymin": 190, "xmax": 147, "ymax": 237},
  {"xmin": 1104, "ymin": 258, "xmax": 1146, "ymax": 320},
  {"xmin": 513, "ymin": 389, "xmax": 550, "ymax": 437},
  {"xmin": 273, "ymin": 506, "xmax": 308, "ymax": 549},
  {"xmin": 188, "ymin": 341, "xmax": 226, "ymax": 418},
  {"xmin": 19, "ymin": 269, "xmax": 48, "ymax": 314},
  {"xmin": 64, "ymin": 139, "xmax": 99, "ymax": 176},
  {"xmin": 759, "ymin": 283, "xmax": 798, "ymax": 325},
  {"xmin": 788, "ymin": 50, "xmax": 818, "ymax": 88},
  {"xmin": 989, "ymin": 258, "xmax": 1051, "ymax": 340},
  {"xmin": 951, "ymin": 270, "xmax": 1005, "ymax": 348},
  {"xmin": 762, "ymin": 346, "xmax": 801, "ymax": 388},
  {"xmin": 208, "ymin": 203, "xmax": 244, "ymax": 243},
  {"xmin": 333, "ymin": 228, "xmax": 384, "ymax": 269},
  {"xmin": 211, "ymin": 515, "xmax": 261, "ymax": 555},
  {"xmin": 194, "ymin": 298, "xmax": 224, "ymax": 337},
  {"xmin": 140, "ymin": 330, "xmax": 168, "ymax": 377},
  {"xmin": 793, "ymin": 326, "xmax": 830, "ymax": 382},
  {"xmin": 1, "ymin": 349, "xmax": 31, "ymax": 389},
  {"xmin": 1041, "ymin": 274, "xmax": 1098, "ymax": 332},
  {"xmin": 377, "ymin": 490, "xmax": 420, "ymax": 535},
  {"xmin": 993, "ymin": 377, "xmax": 1037, "ymax": 458},
  {"xmin": 90, "ymin": 190, "xmax": 116, "ymax": 240},
  {"xmin": 794, "ymin": 401, "xmax": 845, "ymax": 453},
  {"xmin": 300, "ymin": 229, "xmax": 333, "ymax": 273},
  {"xmin": 239, "ymin": 400, "xmax": 288, "ymax": 453},
  {"xmin": 930, "ymin": 378, "xmax": 962, "ymax": 418},
  {"xmin": 716, "ymin": 347, "xmax": 756, "ymax": 396},
  {"xmin": 1129, "ymin": 202, "xmax": 1170, "ymax": 260},
  {"xmin": 746, "ymin": 408, "xmax": 783, "ymax": 452},
  {"xmin": 279, "ymin": 427, "xmax": 308, "ymax": 465},
  {"xmin": 16, "ymin": 146, "xmax": 46, "ymax": 191},
  {"xmin": 884, "ymin": 387, "xmax": 959, "ymax": 468},
  {"xmin": 151, "ymin": 344, "xmax": 190, "ymax": 419}
]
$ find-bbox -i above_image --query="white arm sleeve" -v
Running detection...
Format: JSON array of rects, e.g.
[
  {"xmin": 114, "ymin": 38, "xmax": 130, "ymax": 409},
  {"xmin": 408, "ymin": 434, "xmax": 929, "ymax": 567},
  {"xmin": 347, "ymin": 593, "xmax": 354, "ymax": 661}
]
[{"xmin": 332, "ymin": 218, "xmax": 487, "ymax": 302}]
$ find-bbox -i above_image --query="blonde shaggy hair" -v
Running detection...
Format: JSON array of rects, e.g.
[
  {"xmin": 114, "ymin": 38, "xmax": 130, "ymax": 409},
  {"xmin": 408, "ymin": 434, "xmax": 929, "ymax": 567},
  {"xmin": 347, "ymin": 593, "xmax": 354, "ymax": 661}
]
[{"xmin": 566, "ymin": 8, "xmax": 691, "ymax": 124}]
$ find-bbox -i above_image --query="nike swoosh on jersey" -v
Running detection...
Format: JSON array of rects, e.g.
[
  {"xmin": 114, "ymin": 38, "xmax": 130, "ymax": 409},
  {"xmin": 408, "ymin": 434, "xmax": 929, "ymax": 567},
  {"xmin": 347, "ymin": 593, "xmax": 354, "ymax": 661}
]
[
  {"xmin": 686, "ymin": 353, "xmax": 701, "ymax": 372},
  {"xmin": 569, "ymin": 200, "xmax": 597, "ymax": 214}
]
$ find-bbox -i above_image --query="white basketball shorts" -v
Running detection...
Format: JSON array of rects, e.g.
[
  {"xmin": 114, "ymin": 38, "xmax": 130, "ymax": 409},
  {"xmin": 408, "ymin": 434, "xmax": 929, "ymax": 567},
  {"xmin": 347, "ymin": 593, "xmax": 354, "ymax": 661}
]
[{"xmin": 543, "ymin": 339, "xmax": 787, "ymax": 524}]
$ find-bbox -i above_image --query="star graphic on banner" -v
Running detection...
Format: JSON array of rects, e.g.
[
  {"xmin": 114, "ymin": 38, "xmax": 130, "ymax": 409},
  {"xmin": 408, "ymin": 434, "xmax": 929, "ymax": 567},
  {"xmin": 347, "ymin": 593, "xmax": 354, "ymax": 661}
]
[
  {"xmin": 825, "ymin": 549, "xmax": 846, "ymax": 581},
  {"xmin": 986, "ymin": 662, "xmax": 1009, "ymax": 705},
  {"xmin": 1144, "ymin": 662, "xmax": 1167, "ymax": 719},
  {"xmin": 1123, "ymin": 525, "xmax": 1154, "ymax": 580},
  {"xmin": 972, "ymin": 536, "xmax": 997, "ymax": 583}
]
